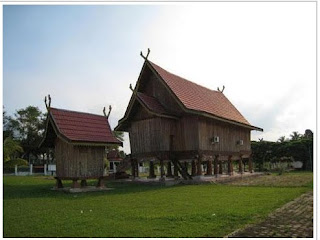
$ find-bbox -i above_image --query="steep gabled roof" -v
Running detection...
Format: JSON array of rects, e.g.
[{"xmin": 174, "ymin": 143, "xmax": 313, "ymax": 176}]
[
  {"xmin": 147, "ymin": 61, "xmax": 262, "ymax": 131},
  {"xmin": 40, "ymin": 107, "xmax": 122, "ymax": 147},
  {"xmin": 116, "ymin": 59, "xmax": 262, "ymax": 132},
  {"xmin": 149, "ymin": 61, "xmax": 251, "ymax": 125}
]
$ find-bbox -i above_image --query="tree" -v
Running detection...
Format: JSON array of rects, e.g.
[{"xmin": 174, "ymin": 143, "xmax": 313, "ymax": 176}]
[
  {"xmin": 3, "ymin": 137, "xmax": 28, "ymax": 167},
  {"xmin": 290, "ymin": 131, "xmax": 302, "ymax": 141},
  {"xmin": 3, "ymin": 107, "xmax": 14, "ymax": 140},
  {"xmin": 113, "ymin": 131, "xmax": 124, "ymax": 142},
  {"xmin": 7, "ymin": 106, "xmax": 47, "ymax": 162},
  {"xmin": 8, "ymin": 106, "xmax": 46, "ymax": 147},
  {"xmin": 277, "ymin": 136, "xmax": 286, "ymax": 143},
  {"xmin": 3, "ymin": 137, "xmax": 23, "ymax": 162}
]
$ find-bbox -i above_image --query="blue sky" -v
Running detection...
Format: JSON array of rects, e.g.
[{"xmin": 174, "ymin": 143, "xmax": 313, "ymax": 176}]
[{"xmin": 3, "ymin": 3, "xmax": 316, "ymax": 153}]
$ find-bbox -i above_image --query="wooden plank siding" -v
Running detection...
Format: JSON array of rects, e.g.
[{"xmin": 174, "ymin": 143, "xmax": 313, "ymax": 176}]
[
  {"xmin": 140, "ymin": 73, "xmax": 183, "ymax": 115},
  {"xmin": 129, "ymin": 115, "xmax": 200, "ymax": 155},
  {"xmin": 129, "ymin": 118, "xmax": 175, "ymax": 154},
  {"xmin": 55, "ymin": 138, "xmax": 105, "ymax": 178},
  {"xmin": 197, "ymin": 117, "xmax": 251, "ymax": 152}
]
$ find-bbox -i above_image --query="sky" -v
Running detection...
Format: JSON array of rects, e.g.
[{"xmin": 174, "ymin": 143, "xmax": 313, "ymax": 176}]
[{"xmin": 3, "ymin": 3, "xmax": 316, "ymax": 154}]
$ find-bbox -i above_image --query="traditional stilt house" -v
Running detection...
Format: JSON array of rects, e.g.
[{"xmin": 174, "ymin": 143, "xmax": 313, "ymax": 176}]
[
  {"xmin": 115, "ymin": 50, "xmax": 263, "ymax": 180},
  {"xmin": 40, "ymin": 97, "xmax": 122, "ymax": 188}
]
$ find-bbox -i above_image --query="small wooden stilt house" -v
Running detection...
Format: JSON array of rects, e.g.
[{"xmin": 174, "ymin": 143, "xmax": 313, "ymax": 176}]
[
  {"xmin": 40, "ymin": 98, "xmax": 122, "ymax": 188},
  {"xmin": 115, "ymin": 50, "xmax": 263, "ymax": 180}
]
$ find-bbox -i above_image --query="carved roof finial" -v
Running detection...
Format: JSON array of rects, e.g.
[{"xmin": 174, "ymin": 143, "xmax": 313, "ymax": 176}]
[
  {"xmin": 217, "ymin": 85, "xmax": 225, "ymax": 93},
  {"xmin": 44, "ymin": 94, "xmax": 51, "ymax": 110},
  {"xmin": 140, "ymin": 48, "xmax": 151, "ymax": 60},
  {"xmin": 103, "ymin": 106, "xmax": 106, "ymax": 117},
  {"xmin": 107, "ymin": 105, "xmax": 112, "ymax": 119},
  {"xmin": 103, "ymin": 105, "xmax": 112, "ymax": 119}
]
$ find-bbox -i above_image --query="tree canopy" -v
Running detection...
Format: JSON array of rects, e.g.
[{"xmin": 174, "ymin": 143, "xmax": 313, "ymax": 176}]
[{"xmin": 252, "ymin": 130, "xmax": 313, "ymax": 171}]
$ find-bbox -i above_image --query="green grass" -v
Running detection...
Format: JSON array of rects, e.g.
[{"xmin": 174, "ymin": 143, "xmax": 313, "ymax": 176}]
[{"xmin": 3, "ymin": 171, "xmax": 313, "ymax": 237}]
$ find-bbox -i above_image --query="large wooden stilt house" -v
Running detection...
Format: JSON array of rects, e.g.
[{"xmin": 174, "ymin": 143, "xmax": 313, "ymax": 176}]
[
  {"xmin": 40, "ymin": 98, "xmax": 122, "ymax": 188},
  {"xmin": 115, "ymin": 51, "xmax": 263, "ymax": 179}
]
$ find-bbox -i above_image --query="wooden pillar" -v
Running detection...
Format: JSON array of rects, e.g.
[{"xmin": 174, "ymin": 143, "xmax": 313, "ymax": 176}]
[
  {"xmin": 166, "ymin": 162, "xmax": 173, "ymax": 177},
  {"xmin": 174, "ymin": 162, "xmax": 179, "ymax": 178},
  {"xmin": 71, "ymin": 179, "xmax": 80, "ymax": 189},
  {"xmin": 131, "ymin": 158, "xmax": 136, "ymax": 178},
  {"xmin": 228, "ymin": 155, "xmax": 233, "ymax": 176},
  {"xmin": 55, "ymin": 178, "xmax": 63, "ymax": 188},
  {"xmin": 148, "ymin": 161, "xmax": 156, "ymax": 178},
  {"xmin": 249, "ymin": 156, "xmax": 253, "ymax": 173},
  {"xmin": 81, "ymin": 179, "xmax": 87, "ymax": 187},
  {"xmin": 219, "ymin": 161, "xmax": 223, "ymax": 174},
  {"xmin": 230, "ymin": 157, "xmax": 234, "ymax": 174},
  {"xmin": 135, "ymin": 159, "xmax": 139, "ymax": 178},
  {"xmin": 206, "ymin": 160, "xmax": 213, "ymax": 175},
  {"xmin": 96, "ymin": 177, "xmax": 105, "ymax": 188},
  {"xmin": 214, "ymin": 155, "xmax": 219, "ymax": 177},
  {"xmin": 184, "ymin": 161, "xmax": 188, "ymax": 174},
  {"xmin": 197, "ymin": 156, "xmax": 202, "ymax": 176},
  {"xmin": 239, "ymin": 157, "xmax": 243, "ymax": 173},
  {"xmin": 160, "ymin": 159, "xmax": 165, "ymax": 179},
  {"xmin": 191, "ymin": 160, "xmax": 197, "ymax": 176}
]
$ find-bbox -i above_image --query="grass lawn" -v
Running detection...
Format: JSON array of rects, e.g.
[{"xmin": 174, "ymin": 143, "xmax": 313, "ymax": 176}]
[{"xmin": 3, "ymin": 171, "xmax": 313, "ymax": 237}]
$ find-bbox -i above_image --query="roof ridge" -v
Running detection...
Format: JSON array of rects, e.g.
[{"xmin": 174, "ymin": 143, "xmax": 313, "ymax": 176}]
[
  {"xmin": 50, "ymin": 107, "xmax": 106, "ymax": 118},
  {"xmin": 148, "ymin": 60, "xmax": 222, "ymax": 95}
]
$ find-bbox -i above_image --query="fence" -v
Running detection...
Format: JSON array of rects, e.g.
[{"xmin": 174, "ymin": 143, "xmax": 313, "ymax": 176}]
[{"xmin": 4, "ymin": 164, "xmax": 56, "ymax": 176}]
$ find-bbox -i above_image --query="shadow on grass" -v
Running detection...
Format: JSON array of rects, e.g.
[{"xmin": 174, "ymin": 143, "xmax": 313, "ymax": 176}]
[{"xmin": 3, "ymin": 179, "xmax": 178, "ymax": 200}]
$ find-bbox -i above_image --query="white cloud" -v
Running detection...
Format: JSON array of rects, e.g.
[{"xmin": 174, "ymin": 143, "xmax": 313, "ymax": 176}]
[{"xmin": 140, "ymin": 2, "xmax": 315, "ymax": 145}]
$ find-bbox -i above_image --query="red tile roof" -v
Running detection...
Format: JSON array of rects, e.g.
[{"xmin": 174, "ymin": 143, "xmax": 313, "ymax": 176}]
[
  {"xmin": 137, "ymin": 92, "xmax": 169, "ymax": 115},
  {"xmin": 49, "ymin": 107, "xmax": 122, "ymax": 145},
  {"xmin": 149, "ymin": 61, "xmax": 251, "ymax": 126}
]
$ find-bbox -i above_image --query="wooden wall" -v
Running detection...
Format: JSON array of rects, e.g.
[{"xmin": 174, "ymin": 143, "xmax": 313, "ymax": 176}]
[
  {"xmin": 139, "ymin": 68, "xmax": 183, "ymax": 115},
  {"xmin": 55, "ymin": 138, "xmax": 105, "ymax": 178},
  {"xmin": 197, "ymin": 116, "xmax": 251, "ymax": 152},
  {"xmin": 129, "ymin": 118, "xmax": 175, "ymax": 154},
  {"xmin": 129, "ymin": 115, "xmax": 200, "ymax": 154}
]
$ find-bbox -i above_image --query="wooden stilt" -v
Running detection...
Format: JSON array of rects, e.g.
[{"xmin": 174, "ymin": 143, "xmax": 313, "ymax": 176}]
[
  {"xmin": 214, "ymin": 155, "xmax": 219, "ymax": 177},
  {"xmin": 131, "ymin": 157, "xmax": 136, "ymax": 178},
  {"xmin": 160, "ymin": 159, "xmax": 165, "ymax": 179},
  {"xmin": 96, "ymin": 177, "xmax": 105, "ymax": 188},
  {"xmin": 230, "ymin": 157, "xmax": 234, "ymax": 174},
  {"xmin": 228, "ymin": 155, "xmax": 233, "ymax": 176},
  {"xmin": 219, "ymin": 161, "xmax": 223, "ymax": 174},
  {"xmin": 81, "ymin": 179, "xmax": 87, "ymax": 187},
  {"xmin": 184, "ymin": 161, "xmax": 188, "ymax": 174},
  {"xmin": 239, "ymin": 157, "xmax": 243, "ymax": 174},
  {"xmin": 191, "ymin": 160, "xmax": 197, "ymax": 176},
  {"xmin": 206, "ymin": 160, "xmax": 213, "ymax": 175},
  {"xmin": 174, "ymin": 162, "xmax": 179, "ymax": 178},
  {"xmin": 71, "ymin": 179, "xmax": 80, "ymax": 188},
  {"xmin": 166, "ymin": 162, "xmax": 173, "ymax": 177},
  {"xmin": 197, "ymin": 157, "xmax": 202, "ymax": 176},
  {"xmin": 135, "ymin": 159, "xmax": 139, "ymax": 178},
  {"xmin": 249, "ymin": 156, "xmax": 253, "ymax": 173},
  {"xmin": 55, "ymin": 178, "xmax": 63, "ymax": 188},
  {"xmin": 148, "ymin": 161, "xmax": 156, "ymax": 178}
]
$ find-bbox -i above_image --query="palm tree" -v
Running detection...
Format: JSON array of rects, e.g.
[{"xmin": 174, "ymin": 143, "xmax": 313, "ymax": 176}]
[
  {"xmin": 278, "ymin": 136, "xmax": 286, "ymax": 142},
  {"xmin": 3, "ymin": 137, "xmax": 23, "ymax": 162},
  {"xmin": 3, "ymin": 137, "xmax": 28, "ymax": 167},
  {"xmin": 290, "ymin": 131, "xmax": 301, "ymax": 141}
]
